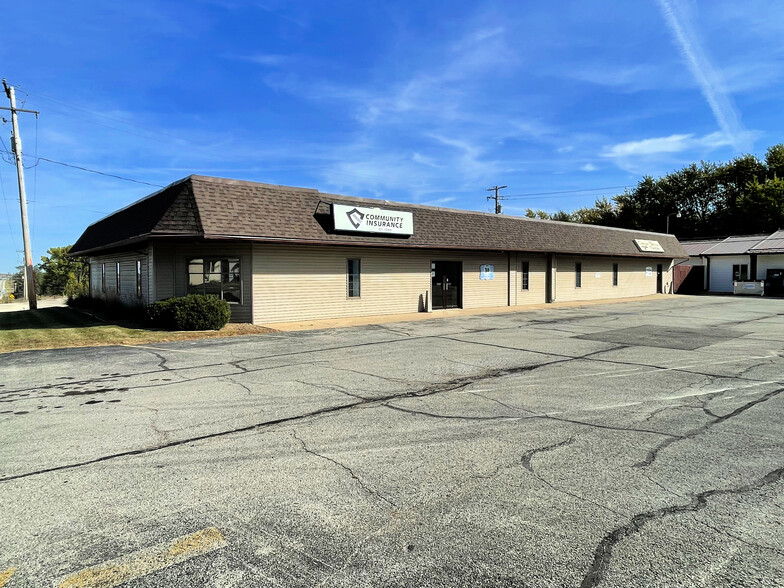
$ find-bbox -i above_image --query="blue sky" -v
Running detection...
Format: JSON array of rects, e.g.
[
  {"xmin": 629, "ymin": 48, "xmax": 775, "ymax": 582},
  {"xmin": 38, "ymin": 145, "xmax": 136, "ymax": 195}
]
[{"xmin": 1, "ymin": 0, "xmax": 783, "ymax": 272}]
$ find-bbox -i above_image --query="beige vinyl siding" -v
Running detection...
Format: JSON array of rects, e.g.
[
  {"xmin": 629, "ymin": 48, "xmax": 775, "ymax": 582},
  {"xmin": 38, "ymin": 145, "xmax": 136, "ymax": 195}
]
[
  {"xmin": 253, "ymin": 245, "xmax": 428, "ymax": 323},
  {"xmin": 253, "ymin": 245, "xmax": 516, "ymax": 323},
  {"xmin": 152, "ymin": 242, "xmax": 253, "ymax": 323},
  {"xmin": 89, "ymin": 252, "xmax": 149, "ymax": 306},
  {"xmin": 459, "ymin": 252, "xmax": 510, "ymax": 309},
  {"xmin": 513, "ymin": 254, "xmax": 547, "ymax": 305},
  {"xmin": 554, "ymin": 256, "xmax": 672, "ymax": 302}
]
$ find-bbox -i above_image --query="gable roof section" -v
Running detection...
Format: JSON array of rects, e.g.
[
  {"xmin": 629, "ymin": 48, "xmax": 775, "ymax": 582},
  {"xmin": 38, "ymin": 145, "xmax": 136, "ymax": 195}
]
[
  {"xmin": 700, "ymin": 235, "xmax": 768, "ymax": 255},
  {"xmin": 749, "ymin": 230, "xmax": 784, "ymax": 253},
  {"xmin": 681, "ymin": 232, "xmax": 784, "ymax": 256},
  {"xmin": 70, "ymin": 175, "xmax": 687, "ymax": 259},
  {"xmin": 681, "ymin": 240, "xmax": 722, "ymax": 256}
]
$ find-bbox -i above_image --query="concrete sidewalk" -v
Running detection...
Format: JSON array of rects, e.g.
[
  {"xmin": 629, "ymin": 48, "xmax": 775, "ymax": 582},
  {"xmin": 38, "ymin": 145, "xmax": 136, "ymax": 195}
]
[{"xmin": 262, "ymin": 293, "xmax": 673, "ymax": 331}]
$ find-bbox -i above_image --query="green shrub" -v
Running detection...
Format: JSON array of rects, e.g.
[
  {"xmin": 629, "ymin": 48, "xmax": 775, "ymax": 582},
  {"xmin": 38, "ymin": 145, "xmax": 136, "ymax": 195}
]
[
  {"xmin": 63, "ymin": 272, "xmax": 88, "ymax": 299},
  {"xmin": 145, "ymin": 294, "xmax": 230, "ymax": 331}
]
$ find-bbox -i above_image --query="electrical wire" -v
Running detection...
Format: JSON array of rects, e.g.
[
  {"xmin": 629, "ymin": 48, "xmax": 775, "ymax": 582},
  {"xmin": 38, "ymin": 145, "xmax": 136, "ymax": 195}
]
[
  {"xmin": 34, "ymin": 157, "xmax": 164, "ymax": 187},
  {"xmin": 32, "ymin": 116, "xmax": 38, "ymax": 244},
  {"xmin": 501, "ymin": 184, "xmax": 633, "ymax": 200},
  {"xmin": 0, "ymin": 147, "xmax": 164, "ymax": 188},
  {"xmin": 0, "ymin": 163, "xmax": 19, "ymax": 252}
]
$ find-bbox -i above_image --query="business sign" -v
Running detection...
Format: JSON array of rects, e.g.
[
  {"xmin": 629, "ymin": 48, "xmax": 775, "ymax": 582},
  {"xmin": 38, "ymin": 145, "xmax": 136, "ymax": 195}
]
[
  {"xmin": 333, "ymin": 204, "xmax": 414, "ymax": 236},
  {"xmin": 634, "ymin": 239, "xmax": 665, "ymax": 253},
  {"xmin": 479, "ymin": 264, "xmax": 494, "ymax": 280}
]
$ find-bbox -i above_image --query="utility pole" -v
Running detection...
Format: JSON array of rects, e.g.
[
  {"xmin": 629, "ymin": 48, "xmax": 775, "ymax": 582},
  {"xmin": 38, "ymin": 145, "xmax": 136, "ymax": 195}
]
[
  {"xmin": 486, "ymin": 185, "xmax": 507, "ymax": 214},
  {"xmin": 2, "ymin": 79, "xmax": 38, "ymax": 309}
]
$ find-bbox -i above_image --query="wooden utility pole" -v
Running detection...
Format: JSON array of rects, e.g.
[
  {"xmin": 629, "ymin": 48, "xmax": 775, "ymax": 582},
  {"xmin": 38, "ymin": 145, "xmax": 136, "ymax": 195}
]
[
  {"xmin": 2, "ymin": 79, "xmax": 38, "ymax": 309},
  {"xmin": 486, "ymin": 185, "xmax": 507, "ymax": 214}
]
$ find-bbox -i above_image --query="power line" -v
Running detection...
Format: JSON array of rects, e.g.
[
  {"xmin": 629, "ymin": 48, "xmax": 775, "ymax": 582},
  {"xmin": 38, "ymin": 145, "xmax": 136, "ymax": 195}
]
[
  {"xmin": 0, "ymin": 162, "xmax": 18, "ymax": 246},
  {"xmin": 34, "ymin": 157, "xmax": 164, "ymax": 187},
  {"xmin": 0, "ymin": 148, "xmax": 164, "ymax": 187},
  {"xmin": 502, "ymin": 184, "xmax": 633, "ymax": 200}
]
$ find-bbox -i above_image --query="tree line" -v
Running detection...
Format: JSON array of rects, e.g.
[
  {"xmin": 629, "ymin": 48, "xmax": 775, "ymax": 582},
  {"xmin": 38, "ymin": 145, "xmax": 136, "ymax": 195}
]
[
  {"xmin": 11, "ymin": 245, "xmax": 88, "ymax": 298},
  {"xmin": 526, "ymin": 144, "xmax": 784, "ymax": 238}
]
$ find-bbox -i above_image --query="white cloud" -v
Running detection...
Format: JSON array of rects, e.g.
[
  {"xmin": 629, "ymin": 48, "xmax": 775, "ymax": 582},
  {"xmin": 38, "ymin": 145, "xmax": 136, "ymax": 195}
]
[
  {"xmin": 601, "ymin": 132, "xmax": 732, "ymax": 159},
  {"xmin": 580, "ymin": 163, "xmax": 598, "ymax": 172},
  {"xmin": 599, "ymin": 131, "xmax": 759, "ymax": 174},
  {"xmin": 655, "ymin": 0, "xmax": 751, "ymax": 152},
  {"xmin": 239, "ymin": 54, "xmax": 290, "ymax": 67}
]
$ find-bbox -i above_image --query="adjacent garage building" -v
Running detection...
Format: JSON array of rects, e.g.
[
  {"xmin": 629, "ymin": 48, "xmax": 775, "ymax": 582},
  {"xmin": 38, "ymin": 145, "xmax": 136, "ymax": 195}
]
[
  {"xmin": 678, "ymin": 231, "xmax": 784, "ymax": 296},
  {"xmin": 69, "ymin": 175, "xmax": 687, "ymax": 324}
]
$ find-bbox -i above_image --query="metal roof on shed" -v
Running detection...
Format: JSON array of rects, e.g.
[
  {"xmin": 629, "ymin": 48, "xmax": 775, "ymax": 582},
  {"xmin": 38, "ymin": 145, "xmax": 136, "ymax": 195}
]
[
  {"xmin": 681, "ymin": 240, "xmax": 722, "ymax": 256},
  {"xmin": 71, "ymin": 175, "xmax": 687, "ymax": 259},
  {"xmin": 749, "ymin": 230, "xmax": 784, "ymax": 253},
  {"xmin": 700, "ymin": 235, "xmax": 769, "ymax": 255}
]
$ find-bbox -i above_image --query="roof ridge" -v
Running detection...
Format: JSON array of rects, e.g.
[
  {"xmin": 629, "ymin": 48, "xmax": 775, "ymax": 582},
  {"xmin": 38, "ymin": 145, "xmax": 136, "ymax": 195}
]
[
  {"xmin": 318, "ymin": 193, "xmax": 676, "ymax": 238},
  {"xmin": 186, "ymin": 174, "xmax": 679, "ymax": 239},
  {"xmin": 189, "ymin": 175, "xmax": 319, "ymax": 193}
]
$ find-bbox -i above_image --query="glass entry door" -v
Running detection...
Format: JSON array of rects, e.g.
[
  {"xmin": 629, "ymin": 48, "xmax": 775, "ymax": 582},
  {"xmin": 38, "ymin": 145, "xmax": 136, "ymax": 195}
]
[{"xmin": 431, "ymin": 261, "xmax": 462, "ymax": 309}]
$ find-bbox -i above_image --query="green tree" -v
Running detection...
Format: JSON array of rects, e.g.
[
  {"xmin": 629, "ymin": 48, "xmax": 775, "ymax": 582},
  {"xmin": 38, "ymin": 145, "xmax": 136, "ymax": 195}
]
[
  {"xmin": 765, "ymin": 144, "xmax": 784, "ymax": 180},
  {"xmin": 38, "ymin": 245, "xmax": 89, "ymax": 296},
  {"xmin": 550, "ymin": 210, "xmax": 573, "ymax": 222},
  {"xmin": 525, "ymin": 209, "xmax": 554, "ymax": 220},
  {"xmin": 572, "ymin": 197, "xmax": 617, "ymax": 226},
  {"xmin": 739, "ymin": 177, "xmax": 784, "ymax": 232},
  {"xmin": 12, "ymin": 265, "xmax": 44, "ymax": 296}
]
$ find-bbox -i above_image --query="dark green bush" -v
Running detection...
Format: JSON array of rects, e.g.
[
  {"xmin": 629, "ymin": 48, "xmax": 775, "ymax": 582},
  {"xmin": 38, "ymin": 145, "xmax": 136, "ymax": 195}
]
[{"xmin": 145, "ymin": 294, "xmax": 230, "ymax": 331}]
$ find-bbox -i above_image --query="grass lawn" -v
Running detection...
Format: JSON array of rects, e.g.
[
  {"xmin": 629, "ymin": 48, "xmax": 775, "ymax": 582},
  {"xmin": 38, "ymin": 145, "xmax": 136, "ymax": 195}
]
[{"xmin": 0, "ymin": 307, "xmax": 275, "ymax": 353}]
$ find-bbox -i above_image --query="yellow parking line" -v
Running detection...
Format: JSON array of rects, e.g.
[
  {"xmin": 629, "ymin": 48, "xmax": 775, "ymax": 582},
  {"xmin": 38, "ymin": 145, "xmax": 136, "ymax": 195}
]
[
  {"xmin": 0, "ymin": 568, "xmax": 16, "ymax": 587},
  {"xmin": 57, "ymin": 527, "xmax": 226, "ymax": 588}
]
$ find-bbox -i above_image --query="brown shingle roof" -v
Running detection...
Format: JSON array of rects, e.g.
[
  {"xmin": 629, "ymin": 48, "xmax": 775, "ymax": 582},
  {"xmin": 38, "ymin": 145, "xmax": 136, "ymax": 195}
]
[{"xmin": 70, "ymin": 175, "xmax": 687, "ymax": 259}]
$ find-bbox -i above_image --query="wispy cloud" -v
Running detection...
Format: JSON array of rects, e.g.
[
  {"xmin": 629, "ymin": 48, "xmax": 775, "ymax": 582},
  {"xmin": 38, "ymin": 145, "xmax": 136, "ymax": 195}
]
[
  {"xmin": 655, "ymin": 0, "xmax": 751, "ymax": 152},
  {"xmin": 600, "ymin": 131, "xmax": 745, "ymax": 173},
  {"xmin": 580, "ymin": 163, "xmax": 598, "ymax": 172}
]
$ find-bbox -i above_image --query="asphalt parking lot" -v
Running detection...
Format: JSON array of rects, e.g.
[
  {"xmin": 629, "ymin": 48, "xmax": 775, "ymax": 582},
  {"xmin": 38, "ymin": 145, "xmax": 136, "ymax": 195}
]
[{"xmin": 1, "ymin": 295, "xmax": 783, "ymax": 587}]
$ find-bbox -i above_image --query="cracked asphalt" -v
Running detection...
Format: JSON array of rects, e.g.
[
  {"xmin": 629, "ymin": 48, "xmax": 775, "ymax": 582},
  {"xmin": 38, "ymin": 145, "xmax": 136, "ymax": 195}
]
[{"xmin": 1, "ymin": 295, "xmax": 783, "ymax": 587}]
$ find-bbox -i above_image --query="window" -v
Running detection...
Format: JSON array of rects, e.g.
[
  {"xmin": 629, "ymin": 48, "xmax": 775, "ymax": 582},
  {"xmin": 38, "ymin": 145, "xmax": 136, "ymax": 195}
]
[
  {"xmin": 116, "ymin": 262, "xmax": 121, "ymax": 293},
  {"xmin": 101, "ymin": 263, "xmax": 106, "ymax": 293},
  {"xmin": 187, "ymin": 258, "xmax": 241, "ymax": 303},
  {"xmin": 136, "ymin": 260, "xmax": 142, "ymax": 298},
  {"xmin": 732, "ymin": 264, "xmax": 748, "ymax": 282},
  {"xmin": 521, "ymin": 261, "xmax": 530, "ymax": 290},
  {"xmin": 347, "ymin": 258, "xmax": 361, "ymax": 298},
  {"xmin": 613, "ymin": 263, "xmax": 619, "ymax": 286},
  {"xmin": 575, "ymin": 262, "xmax": 582, "ymax": 288}
]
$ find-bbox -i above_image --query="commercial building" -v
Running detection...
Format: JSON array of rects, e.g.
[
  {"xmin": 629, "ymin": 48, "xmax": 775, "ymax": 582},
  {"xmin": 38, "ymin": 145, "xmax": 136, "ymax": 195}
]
[
  {"xmin": 678, "ymin": 231, "xmax": 784, "ymax": 296},
  {"xmin": 70, "ymin": 175, "xmax": 687, "ymax": 324}
]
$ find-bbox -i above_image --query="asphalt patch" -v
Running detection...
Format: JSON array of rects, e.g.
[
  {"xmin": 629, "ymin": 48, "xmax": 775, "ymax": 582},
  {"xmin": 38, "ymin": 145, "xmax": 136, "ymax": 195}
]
[{"xmin": 576, "ymin": 324, "xmax": 748, "ymax": 350}]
